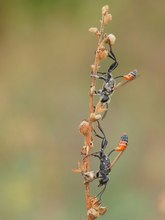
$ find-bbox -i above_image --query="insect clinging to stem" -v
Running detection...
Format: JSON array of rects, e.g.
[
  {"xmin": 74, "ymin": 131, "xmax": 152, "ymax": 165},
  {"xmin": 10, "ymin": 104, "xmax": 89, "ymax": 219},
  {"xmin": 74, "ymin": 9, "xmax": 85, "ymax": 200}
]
[
  {"xmin": 91, "ymin": 43, "xmax": 138, "ymax": 119},
  {"xmin": 85, "ymin": 121, "xmax": 128, "ymax": 200}
]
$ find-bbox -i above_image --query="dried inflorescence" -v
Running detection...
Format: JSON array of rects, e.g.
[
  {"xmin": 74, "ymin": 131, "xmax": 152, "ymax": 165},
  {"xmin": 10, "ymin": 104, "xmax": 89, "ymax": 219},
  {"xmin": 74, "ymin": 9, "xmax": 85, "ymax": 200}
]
[
  {"xmin": 88, "ymin": 197, "xmax": 107, "ymax": 220},
  {"xmin": 73, "ymin": 4, "xmax": 137, "ymax": 220}
]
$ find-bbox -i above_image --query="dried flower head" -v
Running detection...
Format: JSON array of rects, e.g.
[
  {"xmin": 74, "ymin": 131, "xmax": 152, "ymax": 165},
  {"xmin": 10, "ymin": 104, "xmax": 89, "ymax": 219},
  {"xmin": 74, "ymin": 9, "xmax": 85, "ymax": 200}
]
[
  {"xmin": 90, "ymin": 197, "xmax": 101, "ymax": 210},
  {"xmin": 90, "ymin": 113, "xmax": 102, "ymax": 122},
  {"xmin": 98, "ymin": 49, "xmax": 109, "ymax": 60},
  {"xmin": 89, "ymin": 27, "xmax": 99, "ymax": 34},
  {"xmin": 88, "ymin": 197, "xmax": 107, "ymax": 218},
  {"xmin": 102, "ymin": 5, "xmax": 109, "ymax": 15},
  {"xmin": 79, "ymin": 120, "xmax": 90, "ymax": 136},
  {"xmin": 83, "ymin": 171, "xmax": 95, "ymax": 183},
  {"xmin": 103, "ymin": 13, "xmax": 112, "ymax": 25},
  {"xmin": 108, "ymin": 33, "xmax": 116, "ymax": 45},
  {"xmin": 99, "ymin": 206, "xmax": 107, "ymax": 215},
  {"xmin": 88, "ymin": 208, "xmax": 99, "ymax": 220},
  {"xmin": 95, "ymin": 101, "xmax": 108, "ymax": 114}
]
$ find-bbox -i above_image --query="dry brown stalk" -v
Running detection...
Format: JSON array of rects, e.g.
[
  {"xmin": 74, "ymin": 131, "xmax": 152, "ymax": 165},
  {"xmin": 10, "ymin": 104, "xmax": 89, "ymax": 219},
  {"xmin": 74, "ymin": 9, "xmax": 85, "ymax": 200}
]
[
  {"xmin": 84, "ymin": 36, "xmax": 102, "ymax": 220},
  {"xmin": 73, "ymin": 4, "xmax": 137, "ymax": 220},
  {"xmin": 84, "ymin": 6, "xmax": 112, "ymax": 220}
]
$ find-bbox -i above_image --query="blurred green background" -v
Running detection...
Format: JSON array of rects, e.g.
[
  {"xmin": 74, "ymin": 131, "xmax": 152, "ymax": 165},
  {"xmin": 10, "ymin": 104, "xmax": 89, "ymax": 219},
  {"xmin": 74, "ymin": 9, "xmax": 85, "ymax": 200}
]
[{"xmin": 0, "ymin": 0, "xmax": 165, "ymax": 220}]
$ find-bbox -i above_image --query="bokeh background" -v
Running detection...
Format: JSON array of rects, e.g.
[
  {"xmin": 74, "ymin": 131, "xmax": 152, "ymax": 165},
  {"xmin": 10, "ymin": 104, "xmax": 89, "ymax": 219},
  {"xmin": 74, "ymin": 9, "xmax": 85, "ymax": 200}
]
[{"xmin": 0, "ymin": 1, "xmax": 165, "ymax": 220}]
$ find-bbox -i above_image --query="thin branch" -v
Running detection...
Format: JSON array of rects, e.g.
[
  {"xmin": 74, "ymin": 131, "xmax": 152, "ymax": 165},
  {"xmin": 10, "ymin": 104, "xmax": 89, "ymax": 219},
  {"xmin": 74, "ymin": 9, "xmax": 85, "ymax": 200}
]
[{"xmin": 84, "ymin": 17, "xmax": 105, "ymax": 220}]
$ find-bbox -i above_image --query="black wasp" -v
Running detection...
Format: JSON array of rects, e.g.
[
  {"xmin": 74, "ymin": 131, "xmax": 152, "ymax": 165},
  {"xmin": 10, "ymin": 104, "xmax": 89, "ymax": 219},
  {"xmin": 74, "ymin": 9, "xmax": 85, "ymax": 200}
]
[
  {"xmin": 91, "ymin": 43, "xmax": 137, "ymax": 118},
  {"xmin": 88, "ymin": 121, "xmax": 128, "ymax": 200}
]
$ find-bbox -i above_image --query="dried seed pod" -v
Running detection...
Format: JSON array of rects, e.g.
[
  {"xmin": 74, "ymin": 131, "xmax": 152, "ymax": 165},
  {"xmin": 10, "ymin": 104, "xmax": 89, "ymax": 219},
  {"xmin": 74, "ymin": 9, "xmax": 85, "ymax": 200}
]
[
  {"xmin": 99, "ymin": 207, "xmax": 107, "ymax": 215},
  {"xmin": 108, "ymin": 33, "xmax": 116, "ymax": 45},
  {"xmin": 83, "ymin": 171, "xmax": 95, "ymax": 183},
  {"xmin": 89, "ymin": 27, "xmax": 99, "ymax": 34},
  {"xmin": 98, "ymin": 49, "xmax": 109, "ymax": 60},
  {"xmin": 103, "ymin": 13, "xmax": 112, "ymax": 25},
  {"xmin": 90, "ymin": 113, "xmax": 102, "ymax": 122},
  {"xmin": 95, "ymin": 101, "xmax": 108, "ymax": 114},
  {"xmin": 91, "ymin": 197, "xmax": 101, "ymax": 210},
  {"xmin": 79, "ymin": 120, "xmax": 90, "ymax": 136},
  {"xmin": 88, "ymin": 208, "xmax": 99, "ymax": 219},
  {"xmin": 102, "ymin": 5, "xmax": 109, "ymax": 15}
]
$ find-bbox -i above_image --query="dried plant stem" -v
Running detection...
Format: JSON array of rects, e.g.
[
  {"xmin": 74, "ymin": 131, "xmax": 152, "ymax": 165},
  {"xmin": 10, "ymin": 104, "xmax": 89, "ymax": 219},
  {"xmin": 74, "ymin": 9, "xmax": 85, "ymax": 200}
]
[
  {"xmin": 75, "ymin": 5, "xmax": 137, "ymax": 219},
  {"xmin": 84, "ymin": 20, "xmax": 105, "ymax": 220}
]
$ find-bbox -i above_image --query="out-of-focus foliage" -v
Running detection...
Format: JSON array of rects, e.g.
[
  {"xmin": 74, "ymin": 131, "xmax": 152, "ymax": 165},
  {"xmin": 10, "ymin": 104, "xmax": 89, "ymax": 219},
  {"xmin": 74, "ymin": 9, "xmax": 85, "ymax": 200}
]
[{"xmin": 0, "ymin": 1, "xmax": 165, "ymax": 220}]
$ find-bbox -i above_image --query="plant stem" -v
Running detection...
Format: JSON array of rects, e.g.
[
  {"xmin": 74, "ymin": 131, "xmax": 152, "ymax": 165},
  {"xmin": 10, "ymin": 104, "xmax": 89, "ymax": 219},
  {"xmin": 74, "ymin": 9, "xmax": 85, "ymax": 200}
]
[{"xmin": 84, "ymin": 18, "xmax": 105, "ymax": 220}]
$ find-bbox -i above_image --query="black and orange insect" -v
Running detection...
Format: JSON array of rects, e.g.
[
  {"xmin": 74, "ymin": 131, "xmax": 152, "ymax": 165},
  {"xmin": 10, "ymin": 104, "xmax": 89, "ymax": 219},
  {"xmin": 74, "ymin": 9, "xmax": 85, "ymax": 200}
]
[
  {"xmin": 87, "ymin": 122, "xmax": 128, "ymax": 199},
  {"xmin": 91, "ymin": 44, "xmax": 137, "ymax": 119}
]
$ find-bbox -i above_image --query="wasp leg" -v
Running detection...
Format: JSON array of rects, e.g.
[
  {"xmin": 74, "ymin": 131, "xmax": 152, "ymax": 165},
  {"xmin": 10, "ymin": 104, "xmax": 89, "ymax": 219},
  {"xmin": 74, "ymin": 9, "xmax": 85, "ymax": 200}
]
[
  {"xmin": 94, "ymin": 121, "xmax": 108, "ymax": 151},
  {"xmin": 108, "ymin": 44, "xmax": 118, "ymax": 73},
  {"xmin": 90, "ymin": 74, "xmax": 107, "ymax": 81},
  {"xmin": 96, "ymin": 184, "xmax": 107, "ymax": 200}
]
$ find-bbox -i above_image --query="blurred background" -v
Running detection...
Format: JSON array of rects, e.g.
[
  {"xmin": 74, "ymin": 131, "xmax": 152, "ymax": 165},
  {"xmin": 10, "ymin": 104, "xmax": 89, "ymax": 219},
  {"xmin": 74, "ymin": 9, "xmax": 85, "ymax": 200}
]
[{"xmin": 0, "ymin": 0, "xmax": 165, "ymax": 220}]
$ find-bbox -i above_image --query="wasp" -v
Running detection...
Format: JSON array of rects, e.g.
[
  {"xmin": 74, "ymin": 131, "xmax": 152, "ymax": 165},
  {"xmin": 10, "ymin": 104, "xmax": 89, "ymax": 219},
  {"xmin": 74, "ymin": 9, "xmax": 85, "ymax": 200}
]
[
  {"xmin": 86, "ymin": 121, "xmax": 128, "ymax": 199},
  {"xmin": 91, "ymin": 44, "xmax": 137, "ymax": 119}
]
